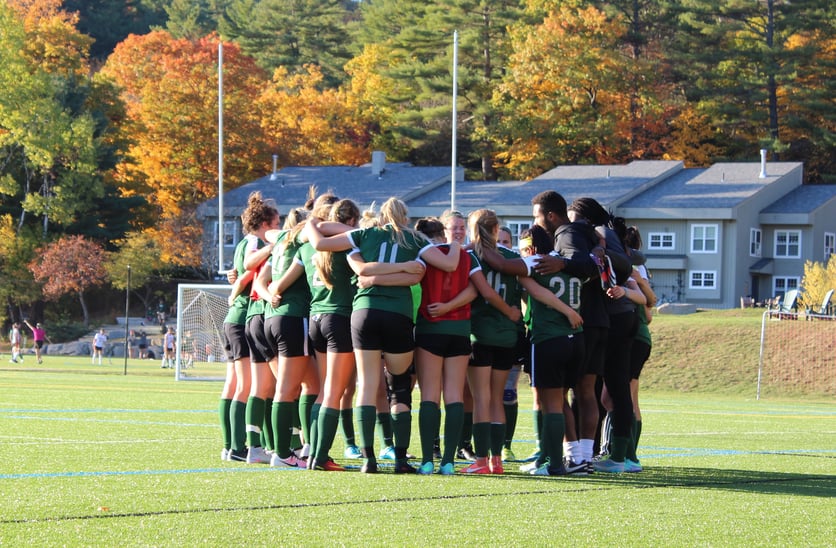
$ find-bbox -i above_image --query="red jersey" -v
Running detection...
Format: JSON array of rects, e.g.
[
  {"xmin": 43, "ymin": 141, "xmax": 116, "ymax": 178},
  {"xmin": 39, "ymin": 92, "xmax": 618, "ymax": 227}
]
[{"xmin": 418, "ymin": 246, "xmax": 473, "ymax": 323}]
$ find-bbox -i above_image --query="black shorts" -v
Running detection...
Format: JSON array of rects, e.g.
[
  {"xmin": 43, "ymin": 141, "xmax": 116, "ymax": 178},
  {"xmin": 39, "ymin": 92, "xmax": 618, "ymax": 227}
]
[
  {"xmin": 223, "ymin": 322, "xmax": 250, "ymax": 361},
  {"xmin": 94, "ymin": 346, "xmax": 103, "ymax": 352},
  {"xmin": 582, "ymin": 325, "xmax": 608, "ymax": 376},
  {"xmin": 530, "ymin": 333, "xmax": 585, "ymax": 390},
  {"xmin": 309, "ymin": 313, "xmax": 353, "ymax": 354},
  {"xmin": 630, "ymin": 339, "xmax": 651, "ymax": 380},
  {"xmin": 351, "ymin": 308, "xmax": 414, "ymax": 354},
  {"xmin": 245, "ymin": 314, "xmax": 273, "ymax": 363},
  {"xmin": 415, "ymin": 332, "xmax": 471, "ymax": 358},
  {"xmin": 469, "ymin": 342, "xmax": 517, "ymax": 371},
  {"xmin": 266, "ymin": 315, "xmax": 311, "ymax": 358},
  {"xmin": 35, "ymin": 341, "xmax": 44, "ymax": 349}
]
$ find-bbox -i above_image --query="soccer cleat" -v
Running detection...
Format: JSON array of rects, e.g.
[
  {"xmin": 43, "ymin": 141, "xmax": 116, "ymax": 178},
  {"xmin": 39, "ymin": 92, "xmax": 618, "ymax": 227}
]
[
  {"xmin": 563, "ymin": 458, "xmax": 590, "ymax": 476},
  {"xmin": 228, "ymin": 448, "xmax": 248, "ymax": 462},
  {"xmin": 624, "ymin": 458, "xmax": 643, "ymax": 473},
  {"xmin": 593, "ymin": 458, "xmax": 625, "ymax": 473},
  {"xmin": 521, "ymin": 449, "xmax": 541, "ymax": 463},
  {"xmin": 246, "ymin": 446, "xmax": 272, "ymax": 464},
  {"xmin": 343, "ymin": 445, "xmax": 362, "ymax": 459},
  {"xmin": 460, "ymin": 462, "xmax": 490, "ymax": 475},
  {"xmin": 519, "ymin": 461, "xmax": 539, "ymax": 473},
  {"xmin": 417, "ymin": 462, "xmax": 435, "ymax": 475},
  {"xmin": 314, "ymin": 459, "xmax": 345, "ymax": 472},
  {"xmin": 378, "ymin": 445, "xmax": 396, "ymax": 460},
  {"xmin": 437, "ymin": 463, "xmax": 455, "ymax": 476},
  {"xmin": 394, "ymin": 461, "xmax": 417, "ymax": 474},
  {"xmin": 530, "ymin": 463, "xmax": 569, "ymax": 476},
  {"xmin": 270, "ymin": 453, "xmax": 304, "ymax": 468},
  {"xmin": 220, "ymin": 448, "xmax": 230, "ymax": 461},
  {"xmin": 360, "ymin": 460, "xmax": 378, "ymax": 474},
  {"xmin": 501, "ymin": 447, "xmax": 516, "ymax": 462},
  {"xmin": 457, "ymin": 441, "xmax": 476, "ymax": 461},
  {"xmin": 489, "ymin": 456, "xmax": 504, "ymax": 474}
]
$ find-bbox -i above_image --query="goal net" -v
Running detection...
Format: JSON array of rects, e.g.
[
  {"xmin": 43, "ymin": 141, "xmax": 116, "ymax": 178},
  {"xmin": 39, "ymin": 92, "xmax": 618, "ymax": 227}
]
[
  {"xmin": 174, "ymin": 283, "xmax": 230, "ymax": 381},
  {"xmin": 757, "ymin": 310, "xmax": 836, "ymax": 399}
]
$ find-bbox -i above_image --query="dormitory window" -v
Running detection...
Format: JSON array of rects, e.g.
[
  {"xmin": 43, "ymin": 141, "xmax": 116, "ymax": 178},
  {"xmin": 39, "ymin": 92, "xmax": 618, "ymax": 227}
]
[
  {"xmin": 825, "ymin": 232, "xmax": 835, "ymax": 259},
  {"xmin": 504, "ymin": 220, "xmax": 532, "ymax": 249},
  {"xmin": 691, "ymin": 224, "xmax": 718, "ymax": 253},
  {"xmin": 648, "ymin": 232, "xmax": 675, "ymax": 250},
  {"xmin": 774, "ymin": 230, "xmax": 801, "ymax": 258},
  {"xmin": 690, "ymin": 271, "xmax": 716, "ymax": 289},
  {"xmin": 750, "ymin": 228, "xmax": 762, "ymax": 257},
  {"xmin": 773, "ymin": 276, "xmax": 800, "ymax": 296}
]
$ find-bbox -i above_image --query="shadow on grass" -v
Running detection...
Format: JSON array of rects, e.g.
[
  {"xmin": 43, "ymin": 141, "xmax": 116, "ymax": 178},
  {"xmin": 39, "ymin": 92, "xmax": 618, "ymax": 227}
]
[{"xmin": 512, "ymin": 465, "xmax": 835, "ymax": 499}]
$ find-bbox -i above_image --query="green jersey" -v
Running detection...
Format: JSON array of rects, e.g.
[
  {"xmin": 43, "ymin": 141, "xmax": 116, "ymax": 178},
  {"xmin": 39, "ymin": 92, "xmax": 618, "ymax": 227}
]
[
  {"xmin": 264, "ymin": 230, "xmax": 311, "ymax": 319},
  {"xmin": 224, "ymin": 237, "xmax": 253, "ymax": 325},
  {"xmin": 527, "ymin": 266, "xmax": 583, "ymax": 344},
  {"xmin": 298, "ymin": 242, "xmax": 355, "ymax": 317},
  {"xmin": 348, "ymin": 225, "xmax": 432, "ymax": 319},
  {"xmin": 471, "ymin": 247, "xmax": 524, "ymax": 348}
]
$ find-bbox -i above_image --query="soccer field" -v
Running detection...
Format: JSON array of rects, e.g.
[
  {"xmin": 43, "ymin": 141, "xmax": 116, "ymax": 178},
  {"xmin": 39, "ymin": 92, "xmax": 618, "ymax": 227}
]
[{"xmin": 1, "ymin": 358, "xmax": 833, "ymax": 546}]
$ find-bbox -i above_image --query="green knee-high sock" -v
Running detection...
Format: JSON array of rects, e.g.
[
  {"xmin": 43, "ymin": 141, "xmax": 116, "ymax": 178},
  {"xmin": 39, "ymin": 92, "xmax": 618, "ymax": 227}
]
[
  {"xmin": 419, "ymin": 401, "xmax": 441, "ymax": 464},
  {"xmin": 490, "ymin": 423, "xmax": 506, "ymax": 458},
  {"xmin": 274, "ymin": 401, "xmax": 297, "ymax": 458},
  {"xmin": 230, "ymin": 399, "xmax": 247, "ymax": 452},
  {"xmin": 309, "ymin": 402, "xmax": 322, "ymax": 459},
  {"xmin": 543, "ymin": 413, "xmax": 566, "ymax": 469},
  {"xmin": 314, "ymin": 407, "xmax": 340, "ymax": 466},
  {"xmin": 534, "ymin": 409, "xmax": 543, "ymax": 450},
  {"xmin": 626, "ymin": 415, "xmax": 639, "ymax": 461},
  {"xmin": 299, "ymin": 394, "xmax": 318, "ymax": 447},
  {"xmin": 504, "ymin": 402, "xmax": 518, "ymax": 449},
  {"xmin": 219, "ymin": 398, "xmax": 233, "ymax": 450},
  {"xmin": 340, "ymin": 408, "xmax": 356, "ymax": 447},
  {"xmin": 357, "ymin": 405, "xmax": 378, "ymax": 464},
  {"xmin": 290, "ymin": 399, "xmax": 302, "ymax": 451},
  {"xmin": 261, "ymin": 398, "xmax": 274, "ymax": 451},
  {"xmin": 460, "ymin": 411, "xmax": 473, "ymax": 449},
  {"xmin": 391, "ymin": 410, "xmax": 412, "ymax": 458},
  {"xmin": 472, "ymin": 422, "xmax": 491, "ymax": 458},
  {"xmin": 246, "ymin": 396, "xmax": 266, "ymax": 448},
  {"xmin": 377, "ymin": 412, "xmax": 393, "ymax": 448},
  {"xmin": 442, "ymin": 402, "xmax": 464, "ymax": 465}
]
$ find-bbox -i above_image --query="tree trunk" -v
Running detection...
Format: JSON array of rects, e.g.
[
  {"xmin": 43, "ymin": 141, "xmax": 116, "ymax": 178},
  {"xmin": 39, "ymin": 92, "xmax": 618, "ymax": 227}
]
[{"xmin": 79, "ymin": 290, "xmax": 90, "ymax": 326}]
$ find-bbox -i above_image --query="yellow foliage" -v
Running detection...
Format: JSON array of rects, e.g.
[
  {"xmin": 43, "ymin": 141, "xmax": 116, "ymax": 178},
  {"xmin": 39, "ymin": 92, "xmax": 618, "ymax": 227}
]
[{"xmin": 800, "ymin": 256, "xmax": 836, "ymax": 311}]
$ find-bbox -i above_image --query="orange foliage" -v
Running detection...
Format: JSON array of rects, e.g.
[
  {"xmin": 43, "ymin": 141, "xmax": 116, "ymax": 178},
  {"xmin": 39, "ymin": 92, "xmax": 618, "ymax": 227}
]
[{"xmin": 257, "ymin": 65, "xmax": 372, "ymax": 167}]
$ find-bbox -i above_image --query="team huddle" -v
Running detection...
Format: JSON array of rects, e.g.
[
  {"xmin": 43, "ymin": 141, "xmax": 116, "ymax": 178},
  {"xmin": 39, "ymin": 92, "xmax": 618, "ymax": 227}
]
[{"xmin": 217, "ymin": 188, "xmax": 654, "ymax": 476}]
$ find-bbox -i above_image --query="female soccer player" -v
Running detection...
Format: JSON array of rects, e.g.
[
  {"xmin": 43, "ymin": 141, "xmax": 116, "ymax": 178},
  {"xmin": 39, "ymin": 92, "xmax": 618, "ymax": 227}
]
[{"xmin": 306, "ymin": 197, "xmax": 461, "ymax": 473}]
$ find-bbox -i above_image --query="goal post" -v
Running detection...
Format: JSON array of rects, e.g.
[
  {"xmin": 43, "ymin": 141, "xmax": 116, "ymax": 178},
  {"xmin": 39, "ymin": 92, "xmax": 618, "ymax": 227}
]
[{"xmin": 174, "ymin": 283, "xmax": 230, "ymax": 381}]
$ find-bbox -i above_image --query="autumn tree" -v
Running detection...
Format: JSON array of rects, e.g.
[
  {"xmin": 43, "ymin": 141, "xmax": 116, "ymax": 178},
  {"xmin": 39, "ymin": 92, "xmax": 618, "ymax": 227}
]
[
  {"xmin": 100, "ymin": 31, "xmax": 271, "ymax": 267},
  {"xmin": 106, "ymin": 231, "xmax": 165, "ymax": 314},
  {"xmin": 29, "ymin": 235, "xmax": 109, "ymax": 326},
  {"xmin": 494, "ymin": 4, "xmax": 629, "ymax": 178}
]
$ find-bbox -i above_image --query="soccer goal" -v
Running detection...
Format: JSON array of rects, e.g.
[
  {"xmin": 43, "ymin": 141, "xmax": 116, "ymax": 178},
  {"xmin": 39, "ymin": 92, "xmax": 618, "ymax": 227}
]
[
  {"xmin": 174, "ymin": 283, "xmax": 230, "ymax": 381},
  {"xmin": 757, "ymin": 309, "xmax": 836, "ymax": 399}
]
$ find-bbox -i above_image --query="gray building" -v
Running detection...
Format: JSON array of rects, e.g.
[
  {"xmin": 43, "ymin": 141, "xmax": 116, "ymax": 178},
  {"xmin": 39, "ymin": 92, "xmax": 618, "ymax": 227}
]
[{"xmin": 198, "ymin": 153, "xmax": 836, "ymax": 309}]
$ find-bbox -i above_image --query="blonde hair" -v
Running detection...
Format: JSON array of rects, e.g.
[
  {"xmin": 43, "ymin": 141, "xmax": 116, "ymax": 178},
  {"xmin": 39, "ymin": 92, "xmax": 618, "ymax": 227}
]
[
  {"xmin": 359, "ymin": 202, "xmax": 380, "ymax": 228},
  {"xmin": 314, "ymin": 199, "xmax": 360, "ymax": 288},
  {"xmin": 379, "ymin": 197, "xmax": 421, "ymax": 248},
  {"xmin": 467, "ymin": 208, "xmax": 499, "ymax": 259}
]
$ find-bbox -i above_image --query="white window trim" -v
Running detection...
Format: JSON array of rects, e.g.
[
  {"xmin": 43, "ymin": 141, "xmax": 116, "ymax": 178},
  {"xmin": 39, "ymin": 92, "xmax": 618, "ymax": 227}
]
[
  {"xmin": 648, "ymin": 232, "xmax": 675, "ymax": 250},
  {"xmin": 503, "ymin": 219, "xmax": 532, "ymax": 249},
  {"xmin": 690, "ymin": 224, "xmax": 719, "ymax": 254},
  {"xmin": 774, "ymin": 229, "xmax": 802, "ymax": 259},
  {"xmin": 750, "ymin": 228, "xmax": 762, "ymax": 257},
  {"xmin": 213, "ymin": 220, "xmax": 239, "ymax": 248},
  {"xmin": 824, "ymin": 232, "xmax": 835, "ymax": 259},
  {"xmin": 772, "ymin": 276, "xmax": 800, "ymax": 295},
  {"xmin": 689, "ymin": 270, "xmax": 717, "ymax": 289}
]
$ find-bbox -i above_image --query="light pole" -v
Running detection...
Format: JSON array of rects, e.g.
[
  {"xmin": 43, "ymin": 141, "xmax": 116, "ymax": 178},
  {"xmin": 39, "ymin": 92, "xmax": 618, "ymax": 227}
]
[{"xmin": 123, "ymin": 265, "xmax": 131, "ymax": 375}]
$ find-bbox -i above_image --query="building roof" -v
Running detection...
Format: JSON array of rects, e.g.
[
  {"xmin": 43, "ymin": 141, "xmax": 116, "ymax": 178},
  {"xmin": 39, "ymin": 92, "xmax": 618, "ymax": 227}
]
[
  {"xmin": 196, "ymin": 161, "xmax": 454, "ymax": 217},
  {"xmin": 620, "ymin": 162, "xmax": 801, "ymax": 209},
  {"xmin": 761, "ymin": 183, "xmax": 836, "ymax": 214}
]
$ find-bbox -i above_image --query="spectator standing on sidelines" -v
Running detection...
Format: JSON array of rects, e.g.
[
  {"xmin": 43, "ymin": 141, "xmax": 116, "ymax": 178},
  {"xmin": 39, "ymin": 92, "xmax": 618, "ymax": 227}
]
[
  {"xmin": 23, "ymin": 320, "xmax": 50, "ymax": 364},
  {"xmin": 162, "ymin": 326, "xmax": 175, "ymax": 368},
  {"xmin": 9, "ymin": 322, "xmax": 22, "ymax": 363},
  {"xmin": 137, "ymin": 330, "xmax": 148, "ymax": 359},
  {"xmin": 92, "ymin": 329, "xmax": 107, "ymax": 365}
]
